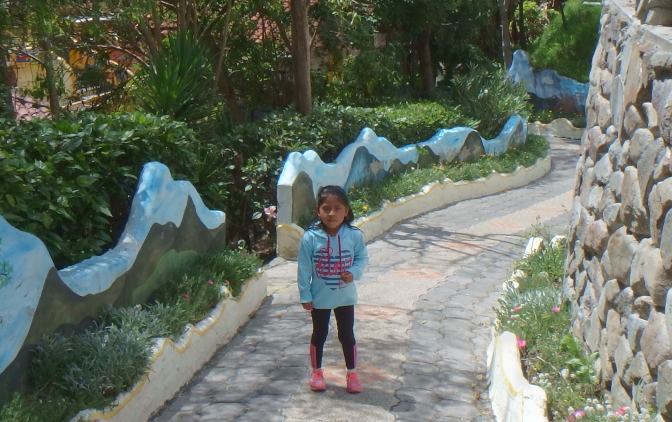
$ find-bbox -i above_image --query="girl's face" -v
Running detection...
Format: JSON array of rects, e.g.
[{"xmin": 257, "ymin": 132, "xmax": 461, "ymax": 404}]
[{"xmin": 317, "ymin": 195, "xmax": 349, "ymax": 236}]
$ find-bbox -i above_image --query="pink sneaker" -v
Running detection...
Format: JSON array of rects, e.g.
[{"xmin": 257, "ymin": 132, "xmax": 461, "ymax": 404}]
[
  {"xmin": 309, "ymin": 369, "xmax": 326, "ymax": 391},
  {"xmin": 346, "ymin": 372, "xmax": 362, "ymax": 393}
]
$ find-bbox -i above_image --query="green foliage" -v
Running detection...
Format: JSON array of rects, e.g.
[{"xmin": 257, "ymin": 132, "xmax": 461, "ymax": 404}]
[
  {"xmin": 348, "ymin": 134, "xmax": 549, "ymax": 219},
  {"xmin": 495, "ymin": 235, "xmax": 603, "ymax": 421},
  {"xmin": 314, "ymin": 46, "xmax": 408, "ymax": 107},
  {"xmin": 32, "ymin": 325, "xmax": 154, "ymax": 420},
  {"xmin": 99, "ymin": 303, "xmax": 187, "ymax": 341},
  {"xmin": 0, "ymin": 394, "xmax": 45, "ymax": 422},
  {"xmin": 0, "ymin": 249, "xmax": 261, "ymax": 422},
  {"xmin": 218, "ymin": 102, "xmax": 476, "ymax": 247},
  {"xmin": 516, "ymin": 235, "xmax": 567, "ymax": 282},
  {"xmin": 560, "ymin": 334, "xmax": 599, "ymax": 385},
  {"xmin": 132, "ymin": 31, "xmax": 217, "ymax": 126},
  {"xmin": 0, "ymin": 112, "xmax": 203, "ymax": 268},
  {"xmin": 522, "ymin": 0, "xmax": 548, "ymax": 42},
  {"xmin": 451, "ymin": 65, "xmax": 532, "ymax": 139},
  {"xmin": 153, "ymin": 250, "xmax": 263, "ymax": 324},
  {"xmin": 528, "ymin": 0, "xmax": 601, "ymax": 82}
]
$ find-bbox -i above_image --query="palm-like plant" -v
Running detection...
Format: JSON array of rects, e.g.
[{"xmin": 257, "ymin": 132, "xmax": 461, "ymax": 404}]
[{"xmin": 133, "ymin": 31, "xmax": 216, "ymax": 125}]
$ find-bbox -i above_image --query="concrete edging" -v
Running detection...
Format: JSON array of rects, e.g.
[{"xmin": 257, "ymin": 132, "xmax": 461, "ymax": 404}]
[
  {"xmin": 527, "ymin": 119, "xmax": 584, "ymax": 140},
  {"xmin": 487, "ymin": 235, "xmax": 565, "ymax": 422},
  {"xmin": 277, "ymin": 155, "xmax": 552, "ymax": 257},
  {"xmin": 487, "ymin": 331, "xmax": 548, "ymax": 422},
  {"xmin": 71, "ymin": 272, "xmax": 269, "ymax": 422}
]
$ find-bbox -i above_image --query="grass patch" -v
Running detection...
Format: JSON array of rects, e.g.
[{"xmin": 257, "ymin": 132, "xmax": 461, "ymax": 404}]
[
  {"xmin": 0, "ymin": 249, "xmax": 262, "ymax": 422},
  {"xmin": 496, "ymin": 229, "xmax": 656, "ymax": 422},
  {"xmin": 348, "ymin": 134, "xmax": 549, "ymax": 219}
]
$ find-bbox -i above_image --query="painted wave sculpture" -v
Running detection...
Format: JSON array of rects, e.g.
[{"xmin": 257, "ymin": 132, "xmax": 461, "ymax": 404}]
[
  {"xmin": 277, "ymin": 114, "xmax": 528, "ymax": 225},
  {"xmin": 0, "ymin": 162, "xmax": 226, "ymax": 394}
]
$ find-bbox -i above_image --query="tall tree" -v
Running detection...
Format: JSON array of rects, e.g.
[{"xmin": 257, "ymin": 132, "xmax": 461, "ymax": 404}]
[
  {"xmin": 290, "ymin": 0, "xmax": 312, "ymax": 114},
  {"xmin": 0, "ymin": 0, "xmax": 14, "ymax": 118},
  {"xmin": 498, "ymin": 0, "xmax": 513, "ymax": 68}
]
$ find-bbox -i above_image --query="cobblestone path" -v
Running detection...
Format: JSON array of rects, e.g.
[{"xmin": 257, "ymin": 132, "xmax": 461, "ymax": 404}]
[{"xmin": 151, "ymin": 136, "xmax": 580, "ymax": 422}]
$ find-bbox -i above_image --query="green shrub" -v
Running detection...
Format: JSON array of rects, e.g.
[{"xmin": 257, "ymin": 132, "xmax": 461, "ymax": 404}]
[
  {"xmin": 0, "ymin": 112, "xmax": 208, "ymax": 268},
  {"xmin": 218, "ymin": 102, "xmax": 477, "ymax": 249},
  {"xmin": 528, "ymin": 0, "xmax": 601, "ymax": 82},
  {"xmin": 314, "ymin": 46, "xmax": 408, "ymax": 107},
  {"xmin": 451, "ymin": 65, "xmax": 532, "ymax": 139},
  {"xmin": 153, "ymin": 250, "xmax": 263, "ymax": 324},
  {"xmin": 32, "ymin": 325, "xmax": 154, "ymax": 420}
]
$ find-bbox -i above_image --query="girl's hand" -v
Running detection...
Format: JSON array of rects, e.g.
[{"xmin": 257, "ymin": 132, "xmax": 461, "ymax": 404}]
[
  {"xmin": 302, "ymin": 302, "xmax": 314, "ymax": 310},
  {"xmin": 340, "ymin": 271, "xmax": 353, "ymax": 284}
]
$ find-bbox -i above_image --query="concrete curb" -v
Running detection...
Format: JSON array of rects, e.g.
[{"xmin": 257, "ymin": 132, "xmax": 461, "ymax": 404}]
[
  {"xmin": 528, "ymin": 119, "xmax": 584, "ymax": 140},
  {"xmin": 487, "ymin": 331, "xmax": 548, "ymax": 422},
  {"xmin": 487, "ymin": 235, "xmax": 565, "ymax": 422},
  {"xmin": 277, "ymin": 155, "xmax": 552, "ymax": 256},
  {"xmin": 71, "ymin": 272, "xmax": 269, "ymax": 422}
]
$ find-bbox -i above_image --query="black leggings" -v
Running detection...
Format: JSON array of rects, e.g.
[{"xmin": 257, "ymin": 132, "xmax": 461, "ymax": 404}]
[{"xmin": 310, "ymin": 305, "xmax": 357, "ymax": 370}]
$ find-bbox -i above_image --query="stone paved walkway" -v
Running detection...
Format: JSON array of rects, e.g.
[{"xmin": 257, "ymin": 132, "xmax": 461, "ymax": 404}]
[{"xmin": 151, "ymin": 136, "xmax": 580, "ymax": 422}]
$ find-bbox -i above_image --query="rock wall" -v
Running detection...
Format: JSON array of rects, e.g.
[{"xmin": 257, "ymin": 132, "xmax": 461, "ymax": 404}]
[
  {"xmin": 566, "ymin": 0, "xmax": 672, "ymax": 418},
  {"xmin": 0, "ymin": 162, "xmax": 227, "ymax": 400}
]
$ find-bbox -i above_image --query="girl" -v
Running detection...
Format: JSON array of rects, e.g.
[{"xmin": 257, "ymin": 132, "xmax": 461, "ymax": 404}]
[{"xmin": 297, "ymin": 185, "xmax": 369, "ymax": 393}]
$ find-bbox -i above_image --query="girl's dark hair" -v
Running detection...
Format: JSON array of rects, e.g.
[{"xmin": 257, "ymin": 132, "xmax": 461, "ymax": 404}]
[{"xmin": 309, "ymin": 185, "xmax": 355, "ymax": 230}]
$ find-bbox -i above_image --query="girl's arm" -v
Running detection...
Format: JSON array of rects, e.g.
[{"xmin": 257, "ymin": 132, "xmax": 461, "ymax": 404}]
[
  {"xmin": 347, "ymin": 230, "xmax": 369, "ymax": 281},
  {"xmin": 297, "ymin": 232, "xmax": 314, "ymax": 304}
]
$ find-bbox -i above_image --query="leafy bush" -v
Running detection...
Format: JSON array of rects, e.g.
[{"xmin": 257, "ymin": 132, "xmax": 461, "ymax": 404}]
[
  {"xmin": 218, "ymin": 102, "xmax": 477, "ymax": 249},
  {"xmin": 451, "ymin": 65, "xmax": 532, "ymax": 139},
  {"xmin": 314, "ymin": 46, "xmax": 408, "ymax": 107},
  {"xmin": 0, "ymin": 112, "xmax": 208, "ymax": 268},
  {"xmin": 528, "ymin": 0, "xmax": 601, "ymax": 82},
  {"xmin": 33, "ymin": 326, "xmax": 154, "ymax": 408},
  {"xmin": 154, "ymin": 250, "xmax": 263, "ymax": 324}
]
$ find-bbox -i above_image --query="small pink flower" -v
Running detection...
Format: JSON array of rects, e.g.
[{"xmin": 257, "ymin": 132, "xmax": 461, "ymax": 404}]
[
  {"xmin": 615, "ymin": 407, "xmax": 628, "ymax": 416},
  {"xmin": 552, "ymin": 307, "xmax": 560, "ymax": 313},
  {"xmin": 512, "ymin": 306, "xmax": 522, "ymax": 312},
  {"xmin": 225, "ymin": 280, "xmax": 230, "ymax": 285},
  {"xmin": 182, "ymin": 294, "xmax": 189, "ymax": 299},
  {"xmin": 510, "ymin": 314, "xmax": 520, "ymax": 319},
  {"xmin": 517, "ymin": 338, "xmax": 526, "ymax": 348},
  {"xmin": 208, "ymin": 280, "xmax": 214, "ymax": 285},
  {"xmin": 573, "ymin": 410, "xmax": 586, "ymax": 419},
  {"xmin": 263, "ymin": 205, "xmax": 278, "ymax": 219}
]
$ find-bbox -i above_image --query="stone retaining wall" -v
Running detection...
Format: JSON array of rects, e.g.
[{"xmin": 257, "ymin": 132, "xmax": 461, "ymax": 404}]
[{"xmin": 565, "ymin": 0, "xmax": 672, "ymax": 418}]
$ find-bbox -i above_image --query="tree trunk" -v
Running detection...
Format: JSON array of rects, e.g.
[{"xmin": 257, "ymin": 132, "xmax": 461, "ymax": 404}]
[
  {"xmin": 38, "ymin": 37, "xmax": 61, "ymax": 117},
  {"xmin": 216, "ymin": 68, "xmax": 245, "ymax": 124},
  {"xmin": 518, "ymin": 0, "xmax": 526, "ymax": 50},
  {"xmin": 0, "ymin": 51, "xmax": 15, "ymax": 119},
  {"xmin": 290, "ymin": 0, "xmax": 311, "ymax": 115},
  {"xmin": 417, "ymin": 28, "xmax": 434, "ymax": 95},
  {"xmin": 499, "ymin": 0, "xmax": 513, "ymax": 69}
]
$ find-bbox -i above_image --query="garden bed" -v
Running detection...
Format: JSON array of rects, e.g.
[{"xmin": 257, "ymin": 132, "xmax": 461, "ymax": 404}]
[
  {"xmin": 489, "ymin": 234, "xmax": 657, "ymax": 422},
  {"xmin": 71, "ymin": 271, "xmax": 268, "ymax": 422},
  {"xmin": 277, "ymin": 149, "xmax": 551, "ymax": 257}
]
